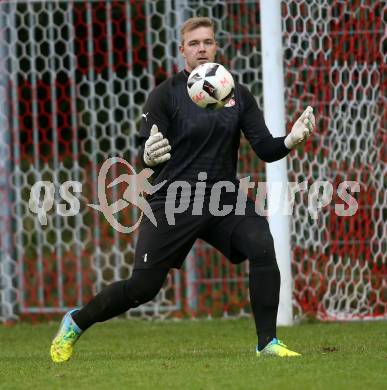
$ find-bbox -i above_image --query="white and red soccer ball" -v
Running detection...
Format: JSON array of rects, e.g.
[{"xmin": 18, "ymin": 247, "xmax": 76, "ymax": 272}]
[{"xmin": 187, "ymin": 62, "xmax": 235, "ymax": 110}]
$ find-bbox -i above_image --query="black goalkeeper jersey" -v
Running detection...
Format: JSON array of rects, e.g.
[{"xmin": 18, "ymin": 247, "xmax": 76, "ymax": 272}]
[{"xmin": 138, "ymin": 70, "xmax": 290, "ymax": 188}]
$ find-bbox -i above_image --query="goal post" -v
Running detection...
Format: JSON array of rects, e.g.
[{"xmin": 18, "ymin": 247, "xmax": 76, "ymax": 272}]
[
  {"xmin": 260, "ymin": 0, "xmax": 293, "ymax": 326},
  {"xmin": 0, "ymin": 2, "xmax": 15, "ymax": 322}
]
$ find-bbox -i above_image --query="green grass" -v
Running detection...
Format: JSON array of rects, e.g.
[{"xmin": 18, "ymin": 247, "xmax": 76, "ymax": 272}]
[{"xmin": 0, "ymin": 319, "xmax": 386, "ymax": 389}]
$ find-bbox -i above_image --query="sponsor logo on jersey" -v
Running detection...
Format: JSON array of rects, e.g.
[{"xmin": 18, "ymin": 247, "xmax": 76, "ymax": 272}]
[{"xmin": 224, "ymin": 97, "xmax": 236, "ymax": 107}]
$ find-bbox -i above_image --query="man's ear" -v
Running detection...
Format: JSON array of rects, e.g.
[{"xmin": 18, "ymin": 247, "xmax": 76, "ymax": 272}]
[{"xmin": 179, "ymin": 44, "xmax": 185, "ymax": 57}]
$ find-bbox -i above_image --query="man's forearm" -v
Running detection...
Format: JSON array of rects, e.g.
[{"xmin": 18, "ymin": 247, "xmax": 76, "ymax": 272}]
[{"xmin": 253, "ymin": 135, "xmax": 290, "ymax": 163}]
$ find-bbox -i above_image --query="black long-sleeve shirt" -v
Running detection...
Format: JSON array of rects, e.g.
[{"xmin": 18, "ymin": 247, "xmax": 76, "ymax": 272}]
[{"xmin": 138, "ymin": 70, "xmax": 290, "ymax": 189}]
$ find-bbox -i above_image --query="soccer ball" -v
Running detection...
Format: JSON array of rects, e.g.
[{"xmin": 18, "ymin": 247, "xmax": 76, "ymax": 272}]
[{"xmin": 187, "ymin": 62, "xmax": 235, "ymax": 110}]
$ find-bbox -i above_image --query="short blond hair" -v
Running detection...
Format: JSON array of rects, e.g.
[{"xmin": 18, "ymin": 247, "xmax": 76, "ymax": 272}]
[{"xmin": 180, "ymin": 17, "xmax": 215, "ymax": 44}]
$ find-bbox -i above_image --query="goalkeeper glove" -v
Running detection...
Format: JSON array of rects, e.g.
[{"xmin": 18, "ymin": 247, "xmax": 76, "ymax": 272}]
[
  {"xmin": 284, "ymin": 106, "xmax": 316, "ymax": 149},
  {"xmin": 143, "ymin": 124, "xmax": 171, "ymax": 167}
]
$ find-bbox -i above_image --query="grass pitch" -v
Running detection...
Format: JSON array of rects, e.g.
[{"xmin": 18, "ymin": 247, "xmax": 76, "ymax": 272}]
[{"xmin": 0, "ymin": 318, "xmax": 386, "ymax": 389}]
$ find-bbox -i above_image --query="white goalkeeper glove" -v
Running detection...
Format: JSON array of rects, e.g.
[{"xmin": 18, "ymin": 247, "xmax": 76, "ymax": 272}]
[
  {"xmin": 284, "ymin": 106, "xmax": 316, "ymax": 149},
  {"xmin": 143, "ymin": 124, "xmax": 171, "ymax": 167}
]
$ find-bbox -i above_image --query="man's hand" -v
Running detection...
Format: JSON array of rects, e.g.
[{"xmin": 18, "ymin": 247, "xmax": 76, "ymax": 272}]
[
  {"xmin": 284, "ymin": 106, "xmax": 316, "ymax": 149},
  {"xmin": 143, "ymin": 124, "xmax": 171, "ymax": 167}
]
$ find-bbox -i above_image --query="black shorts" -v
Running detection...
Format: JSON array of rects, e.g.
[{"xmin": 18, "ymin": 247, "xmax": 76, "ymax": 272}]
[{"xmin": 134, "ymin": 190, "xmax": 266, "ymax": 270}]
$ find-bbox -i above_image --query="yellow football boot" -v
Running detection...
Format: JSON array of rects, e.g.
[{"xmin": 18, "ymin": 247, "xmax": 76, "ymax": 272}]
[
  {"xmin": 256, "ymin": 338, "xmax": 301, "ymax": 357},
  {"xmin": 50, "ymin": 309, "xmax": 82, "ymax": 363}
]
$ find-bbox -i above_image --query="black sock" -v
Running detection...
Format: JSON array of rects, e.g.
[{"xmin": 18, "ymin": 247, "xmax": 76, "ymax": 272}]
[
  {"xmin": 249, "ymin": 262, "xmax": 280, "ymax": 351},
  {"xmin": 72, "ymin": 268, "xmax": 169, "ymax": 331},
  {"xmin": 72, "ymin": 280, "xmax": 129, "ymax": 331},
  {"xmin": 229, "ymin": 217, "xmax": 281, "ymax": 351}
]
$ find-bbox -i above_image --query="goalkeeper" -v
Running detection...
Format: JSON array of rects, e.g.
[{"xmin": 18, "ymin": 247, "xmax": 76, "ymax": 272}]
[{"xmin": 50, "ymin": 17, "xmax": 315, "ymax": 362}]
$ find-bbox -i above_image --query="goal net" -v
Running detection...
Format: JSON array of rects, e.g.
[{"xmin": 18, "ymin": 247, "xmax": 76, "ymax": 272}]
[{"xmin": 0, "ymin": 0, "xmax": 385, "ymax": 322}]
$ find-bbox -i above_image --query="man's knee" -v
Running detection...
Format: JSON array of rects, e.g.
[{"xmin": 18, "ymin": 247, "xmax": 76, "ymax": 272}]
[
  {"xmin": 245, "ymin": 229, "xmax": 276, "ymax": 266},
  {"xmin": 124, "ymin": 269, "xmax": 168, "ymax": 307},
  {"xmin": 131, "ymin": 287, "xmax": 160, "ymax": 307}
]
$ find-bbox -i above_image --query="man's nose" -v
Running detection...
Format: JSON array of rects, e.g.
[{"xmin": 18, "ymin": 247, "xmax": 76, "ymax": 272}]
[{"xmin": 198, "ymin": 43, "xmax": 206, "ymax": 51}]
